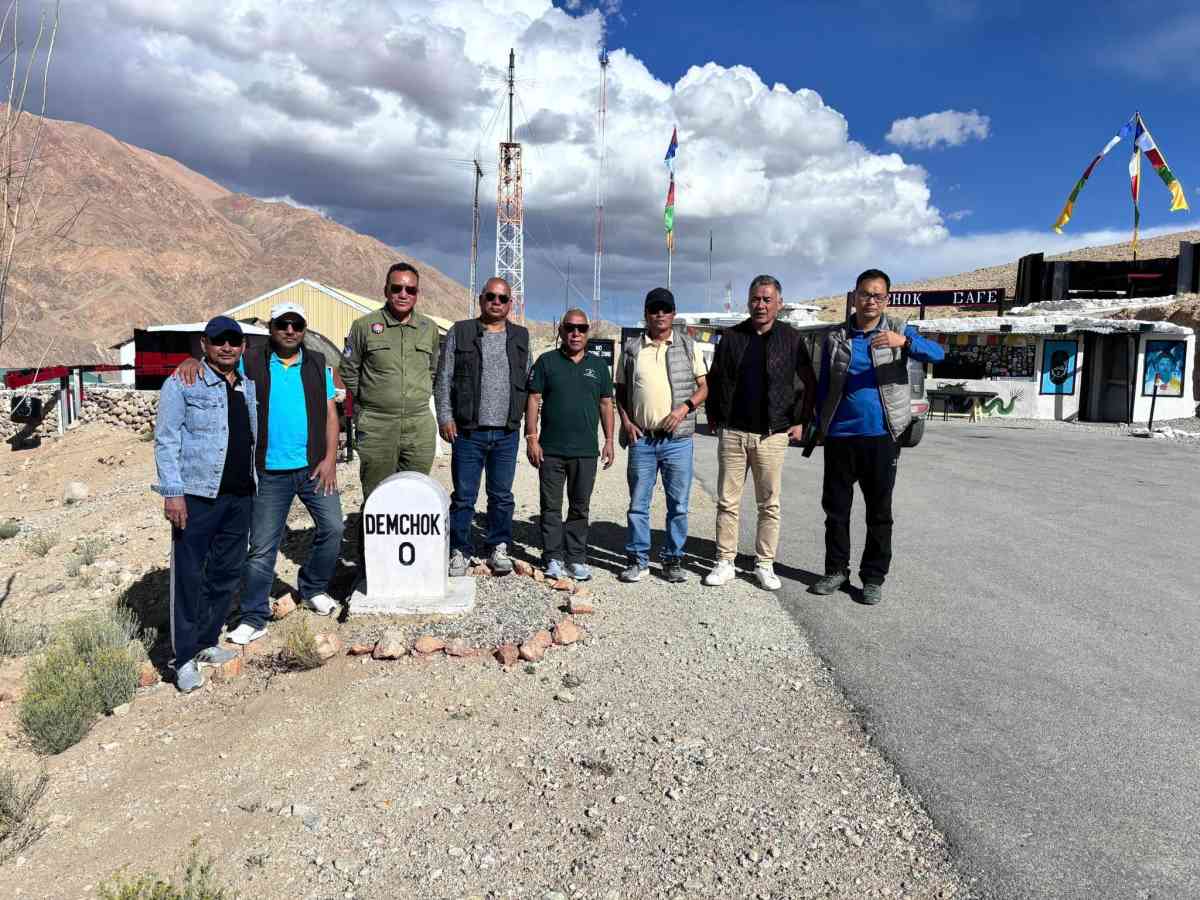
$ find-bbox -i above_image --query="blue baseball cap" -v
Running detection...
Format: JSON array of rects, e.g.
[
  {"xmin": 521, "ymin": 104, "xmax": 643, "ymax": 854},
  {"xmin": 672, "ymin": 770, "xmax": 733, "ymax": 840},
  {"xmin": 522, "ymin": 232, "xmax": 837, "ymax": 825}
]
[{"xmin": 203, "ymin": 315, "xmax": 243, "ymax": 339}]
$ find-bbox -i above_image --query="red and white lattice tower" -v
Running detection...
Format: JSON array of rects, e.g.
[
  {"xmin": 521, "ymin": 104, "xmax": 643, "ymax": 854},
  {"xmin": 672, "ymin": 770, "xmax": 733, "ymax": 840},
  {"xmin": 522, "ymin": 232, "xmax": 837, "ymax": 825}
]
[{"xmin": 496, "ymin": 48, "xmax": 525, "ymax": 324}]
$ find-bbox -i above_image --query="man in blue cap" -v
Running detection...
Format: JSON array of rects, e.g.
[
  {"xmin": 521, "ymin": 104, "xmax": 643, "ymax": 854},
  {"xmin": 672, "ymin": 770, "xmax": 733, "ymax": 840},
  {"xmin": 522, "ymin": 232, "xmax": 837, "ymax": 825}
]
[{"xmin": 153, "ymin": 316, "xmax": 257, "ymax": 693}]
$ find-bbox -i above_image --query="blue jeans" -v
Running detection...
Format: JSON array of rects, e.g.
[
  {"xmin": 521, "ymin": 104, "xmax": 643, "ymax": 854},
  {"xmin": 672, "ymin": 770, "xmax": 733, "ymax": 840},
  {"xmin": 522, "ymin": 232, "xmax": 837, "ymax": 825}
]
[
  {"xmin": 241, "ymin": 468, "xmax": 345, "ymax": 628},
  {"xmin": 625, "ymin": 434, "xmax": 694, "ymax": 567},
  {"xmin": 449, "ymin": 427, "xmax": 519, "ymax": 554}
]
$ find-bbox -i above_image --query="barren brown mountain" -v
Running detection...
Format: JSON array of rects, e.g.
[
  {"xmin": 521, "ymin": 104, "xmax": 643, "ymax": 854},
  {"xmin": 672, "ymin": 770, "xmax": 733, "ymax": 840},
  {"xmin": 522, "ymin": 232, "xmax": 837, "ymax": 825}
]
[{"xmin": 0, "ymin": 110, "xmax": 470, "ymax": 368}]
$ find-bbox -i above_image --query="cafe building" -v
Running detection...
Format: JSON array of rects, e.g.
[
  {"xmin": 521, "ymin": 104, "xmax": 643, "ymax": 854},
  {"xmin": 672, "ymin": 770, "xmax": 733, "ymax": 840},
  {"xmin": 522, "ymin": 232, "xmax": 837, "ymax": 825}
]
[{"xmin": 912, "ymin": 314, "xmax": 1195, "ymax": 424}]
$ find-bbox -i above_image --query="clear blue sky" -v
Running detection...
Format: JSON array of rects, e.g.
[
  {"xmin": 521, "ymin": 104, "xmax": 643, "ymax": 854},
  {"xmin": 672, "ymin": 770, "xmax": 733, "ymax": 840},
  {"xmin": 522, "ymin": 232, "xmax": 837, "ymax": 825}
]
[{"xmin": 587, "ymin": 0, "xmax": 1199, "ymax": 240}]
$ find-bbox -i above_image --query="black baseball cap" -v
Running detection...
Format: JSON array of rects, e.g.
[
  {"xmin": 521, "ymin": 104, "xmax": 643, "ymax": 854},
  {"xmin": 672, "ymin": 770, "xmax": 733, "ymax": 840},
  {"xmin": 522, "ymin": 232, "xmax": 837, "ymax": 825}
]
[{"xmin": 644, "ymin": 287, "xmax": 675, "ymax": 313}]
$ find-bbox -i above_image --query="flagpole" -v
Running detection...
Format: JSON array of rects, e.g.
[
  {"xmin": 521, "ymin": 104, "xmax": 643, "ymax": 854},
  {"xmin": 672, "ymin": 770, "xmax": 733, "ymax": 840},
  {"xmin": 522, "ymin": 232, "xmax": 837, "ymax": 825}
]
[
  {"xmin": 1132, "ymin": 111, "xmax": 1141, "ymax": 261},
  {"xmin": 667, "ymin": 239, "xmax": 673, "ymax": 289}
]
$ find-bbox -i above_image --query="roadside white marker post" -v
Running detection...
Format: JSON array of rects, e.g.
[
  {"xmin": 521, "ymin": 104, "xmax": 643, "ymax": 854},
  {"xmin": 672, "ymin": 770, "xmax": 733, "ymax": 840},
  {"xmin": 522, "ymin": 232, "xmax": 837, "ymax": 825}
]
[{"xmin": 350, "ymin": 472, "xmax": 476, "ymax": 614}]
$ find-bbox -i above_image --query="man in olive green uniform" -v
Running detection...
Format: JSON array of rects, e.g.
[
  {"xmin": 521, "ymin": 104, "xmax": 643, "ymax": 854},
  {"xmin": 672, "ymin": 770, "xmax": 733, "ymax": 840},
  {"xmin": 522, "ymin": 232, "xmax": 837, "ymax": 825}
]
[{"xmin": 340, "ymin": 262, "xmax": 440, "ymax": 504}]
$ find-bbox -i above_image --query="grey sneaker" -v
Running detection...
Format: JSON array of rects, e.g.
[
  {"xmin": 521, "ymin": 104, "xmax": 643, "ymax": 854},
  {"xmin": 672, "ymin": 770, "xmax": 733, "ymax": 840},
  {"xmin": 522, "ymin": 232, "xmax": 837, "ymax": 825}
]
[
  {"xmin": 861, "ymin": 582, "xmax": 883, "ymax": 605},
  {"xmin": 176, "ymin": 659, "xmax": 203, "ymax": 693},
  {"xmin": 196, "ymin": 646, "xmax": 237, "ymax": 666},
  {"xmin": 810, "ymin": 572, "xmax": 848, "ymax": 595},
  {"xmin": 619, "ymin": 563, "xmax": 648, "ymax": 583},
  {"xmin": 662, "ymin": 560, "xmax": 687, "ymax": 583},
  {"xmin": 544, "ymin": 558, "xmax": 565, "ymax": 580},
  {"xmin": 489, "ymin": 543, "xmax": 514, "ymax": 575},
  {"xmin": 449, "ymin": 549, "xmax": 469, "ymax": 577},
  {"xmin": 567, "ymin": 563, "xmax": 592, "ymax": 581}
]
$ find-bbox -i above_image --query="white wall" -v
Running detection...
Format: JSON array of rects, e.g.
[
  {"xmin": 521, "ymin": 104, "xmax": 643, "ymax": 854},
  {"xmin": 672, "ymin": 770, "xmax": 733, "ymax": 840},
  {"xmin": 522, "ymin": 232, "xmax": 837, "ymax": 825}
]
[{"xmin": 927, "ymin": 376, "xmax": 1039, "ymax": 418}]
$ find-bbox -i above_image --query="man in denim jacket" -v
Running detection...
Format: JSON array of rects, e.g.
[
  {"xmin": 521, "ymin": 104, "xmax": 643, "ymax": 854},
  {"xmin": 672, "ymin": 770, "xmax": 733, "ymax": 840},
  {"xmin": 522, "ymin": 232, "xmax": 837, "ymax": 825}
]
[{"xmin": 153, "ymin": 316, "xmax": 258, "ymax": 693}]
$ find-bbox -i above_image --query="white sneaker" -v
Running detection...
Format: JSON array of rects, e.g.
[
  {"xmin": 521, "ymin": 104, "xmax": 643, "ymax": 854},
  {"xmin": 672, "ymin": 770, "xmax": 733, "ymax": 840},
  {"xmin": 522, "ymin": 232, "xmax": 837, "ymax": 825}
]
[
  {"xmin": 302, "ymin": 593, "xmax": 338, "ymax": 616},
  {"xmin": 755, "ymin": 563, "xmax": 782, "ymax": 591},
  {"xmin": 227, "ymin": 623, "xmax": 267, "ymax": 645},
  {"xmin": 703, "ymin": 559, "xmax": 737, "ymax": 586}
]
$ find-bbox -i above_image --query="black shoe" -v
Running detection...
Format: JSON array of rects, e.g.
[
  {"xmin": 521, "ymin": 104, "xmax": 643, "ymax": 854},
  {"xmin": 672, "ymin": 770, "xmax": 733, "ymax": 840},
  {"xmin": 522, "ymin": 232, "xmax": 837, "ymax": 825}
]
[
  {"xmin": 662, "ymin": 560, "xmax": 687, "ymax": 583},
  {"xmin": 861, "ymin": 582, "xmax": 883, "ymax": 605},
  {"xmin": 810, "ymin": 572, "xmax": 848, "ymax": 595}
]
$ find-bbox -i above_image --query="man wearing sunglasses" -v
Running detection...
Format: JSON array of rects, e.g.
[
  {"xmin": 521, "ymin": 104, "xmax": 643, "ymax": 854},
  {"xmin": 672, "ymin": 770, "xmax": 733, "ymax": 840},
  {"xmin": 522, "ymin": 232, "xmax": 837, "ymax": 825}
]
[
  {"xmin": 173, "ymin": 302, "xmax": 344, "ymax": 633},
  {"xmin": 341, "ymin": 262, "xmax": 440, "ymax": 501},
  {"xmin": 614, "ymin": 287, "xmax": 708, "ymax": 583},
  {"xmin": 153, "ymin": 316, "xmax": 257, "ymax": 693},
  {"xmin": 433, "ymin": 277, "xmax": 530, "ymax": 576},
  {"xmin": 525, "ymin": 308, "xmax": 615, "ymax": 581}
]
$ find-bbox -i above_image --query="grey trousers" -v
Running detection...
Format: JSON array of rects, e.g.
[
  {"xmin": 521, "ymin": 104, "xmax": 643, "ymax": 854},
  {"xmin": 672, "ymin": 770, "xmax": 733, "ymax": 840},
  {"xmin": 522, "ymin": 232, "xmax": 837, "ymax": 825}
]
[{"xmin": 539, "ymin": 455, "xmax": 598, "ymax": 565}]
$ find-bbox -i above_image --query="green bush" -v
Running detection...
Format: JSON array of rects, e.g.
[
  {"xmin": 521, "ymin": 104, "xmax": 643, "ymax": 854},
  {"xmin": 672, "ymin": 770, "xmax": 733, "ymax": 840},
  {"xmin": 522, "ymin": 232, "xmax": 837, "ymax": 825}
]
[
  {"xmin": 100, "ymin": 845, "xmax": 237, "ymax": 900},
  {"xmin": 0, "ymin": 521, "xmax": 19, "ymax": 541},
  {"xmin": 90, "ymin": 647, "xmax": 138, "ymax": 714},
  {"xmin": 60, "ymin": 608, "xmax": 138, "ymax": 661},
  {"xmin": 26, "ymin": 533, "xmax": 58, "ymax": 557},
  {"xmin": 19, "ymin": 647, "xmax": 102, "ymax": 755},
  {"xmin": 65, "ymin": 557, "xmax": 83, "ymax": 578},
  {"xmin": 18, "ymin": 608, "xmax": 143, "ymax": 753},
  {"xmin": 0, "ymin": 765, "xmax": 49, "ymax": 864}
]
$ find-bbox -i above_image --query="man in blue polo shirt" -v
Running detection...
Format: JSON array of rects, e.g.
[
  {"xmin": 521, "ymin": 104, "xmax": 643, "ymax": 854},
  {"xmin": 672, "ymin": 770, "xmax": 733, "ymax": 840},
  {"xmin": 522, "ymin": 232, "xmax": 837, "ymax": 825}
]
[
  {"xmin": 810, "ymin": 269, "xmax": 943, "ymax": 605},
  {"xmin": 174, "ymin": 302, "xmax": 343, "ymax": 640}
]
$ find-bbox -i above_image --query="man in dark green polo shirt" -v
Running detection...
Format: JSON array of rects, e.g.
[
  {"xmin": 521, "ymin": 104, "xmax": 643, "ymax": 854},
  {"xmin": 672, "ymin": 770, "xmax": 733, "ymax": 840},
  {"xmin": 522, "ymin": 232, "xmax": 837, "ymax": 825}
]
[{"xmin": 525, "ymin": 308, "xmax": 615, "ymax": 581}]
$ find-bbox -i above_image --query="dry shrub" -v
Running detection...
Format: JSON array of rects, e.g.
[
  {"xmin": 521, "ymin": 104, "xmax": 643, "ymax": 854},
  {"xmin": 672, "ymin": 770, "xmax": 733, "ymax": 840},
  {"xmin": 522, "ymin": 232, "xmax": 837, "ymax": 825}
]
[
  {"xmin": 284, "ymin": 618, "xmax": 324, "ymax": 670},
  {"xmin": 90, "ymin": 648, "xmax": 138, "ymax": 714},
  {"xmin": 73, "ymin": 536, "xmax": 107, "ymax": 566},
  {"xmin": 0, "ymin": 766, "xmax": 49, "ymax": 864},
  {"xmin": 0, "ymin": 617, "xmax": 51, "ymax": 658},
  {"xmin": 19, "ymin": 646, "xmax": 102, "ymax": 755},
  {"xmin": 60, "ymin": 607, "xmax": 137, "ymax": 661},
  {"xmin": 0, "ymin": 521, "xmax": 18, "ymax": 540},
  {"xmin": 26, "ymin": 533, "xmax": 57, "ymax": 557},
  {"xmin": 100, "ymin": 843, "xmax": 237, "ymax": 900}
]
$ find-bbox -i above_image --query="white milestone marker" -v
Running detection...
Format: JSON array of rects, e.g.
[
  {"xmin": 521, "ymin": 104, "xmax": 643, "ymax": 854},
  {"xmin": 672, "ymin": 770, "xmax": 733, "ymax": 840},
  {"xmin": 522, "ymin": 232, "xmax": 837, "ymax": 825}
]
[{"xmin": 352, "ymin": 472, "xmax": 476, "ymax": 615}]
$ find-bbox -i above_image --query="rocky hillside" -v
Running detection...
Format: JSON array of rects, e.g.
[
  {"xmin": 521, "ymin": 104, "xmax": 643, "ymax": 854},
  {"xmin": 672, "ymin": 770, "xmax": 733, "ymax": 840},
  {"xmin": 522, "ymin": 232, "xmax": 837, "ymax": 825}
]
[{"xmin": 0, "ymin": 110, "xmax": 469, "ymax": 368}]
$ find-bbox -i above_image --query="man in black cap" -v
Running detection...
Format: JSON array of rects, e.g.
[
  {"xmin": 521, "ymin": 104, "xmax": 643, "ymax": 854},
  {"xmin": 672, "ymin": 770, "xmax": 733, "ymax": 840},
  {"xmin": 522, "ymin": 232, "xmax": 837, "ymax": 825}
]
[
  {"xmin": 613, "ymin": 288, "xmax": 708, "ymax": 583},
  {"xmin": 153, "ymin": 316, "xmax": 257, "ymax": 693}
]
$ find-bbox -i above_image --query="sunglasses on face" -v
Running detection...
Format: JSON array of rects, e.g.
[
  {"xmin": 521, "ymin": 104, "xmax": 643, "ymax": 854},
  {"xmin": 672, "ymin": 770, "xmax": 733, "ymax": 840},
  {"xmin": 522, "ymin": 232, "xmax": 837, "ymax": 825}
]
[
  {"xmin": 208, "ymin": 333, "xmax": 243, "ymax": 347},
  {"xmin": 482, "ymin": 291, "xmax": 511, "ymax": 304},
  {"xmin": 388, "ymin": 284, "xmax": 418, "ymax": 296},
  {"xmin": 646, "ymin": 305, "xmax": 674, "ymax": 316},
  {"xmin": 562, "ymin": 322, "xmax": 589, "ymax": 334},
  {"xmin": 273, "ymin": 318, "xmax": 305, "ymax": 332}
]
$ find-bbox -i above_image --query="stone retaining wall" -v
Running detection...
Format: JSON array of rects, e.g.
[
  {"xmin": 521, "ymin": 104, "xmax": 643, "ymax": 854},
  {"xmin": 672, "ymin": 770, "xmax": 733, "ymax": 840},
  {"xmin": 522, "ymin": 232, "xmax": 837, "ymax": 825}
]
[{"xmin": 2, "ymin": 386, "xmax": 158, "ymax": 441}]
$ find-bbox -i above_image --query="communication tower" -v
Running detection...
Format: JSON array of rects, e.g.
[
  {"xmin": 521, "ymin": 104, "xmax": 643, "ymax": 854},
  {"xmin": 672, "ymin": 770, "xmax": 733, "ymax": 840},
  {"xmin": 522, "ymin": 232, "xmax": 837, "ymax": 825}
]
[{"xmin": 496, "ymin": 49, "xmax": 525, "ymax": 323}]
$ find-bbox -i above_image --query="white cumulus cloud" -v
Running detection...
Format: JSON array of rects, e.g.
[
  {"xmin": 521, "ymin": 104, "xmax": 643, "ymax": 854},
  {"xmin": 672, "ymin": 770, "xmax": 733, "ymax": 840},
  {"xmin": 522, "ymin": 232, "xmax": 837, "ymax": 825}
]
[
  {"xmin": 886, "ymin": 109, "xmax": 991, "ymax": 150},
  {"xmin": 49, "ymin": 0, "xmax": 954, "ymax": 318}
]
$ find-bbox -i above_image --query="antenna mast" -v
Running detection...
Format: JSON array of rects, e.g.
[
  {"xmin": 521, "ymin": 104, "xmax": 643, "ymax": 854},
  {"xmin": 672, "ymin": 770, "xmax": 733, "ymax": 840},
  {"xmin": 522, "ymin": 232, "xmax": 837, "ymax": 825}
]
[
  {"xmin": 468, "ymin": 158, "xmax": 483, "ymax": 316},
  {"xmin": 496, "ymin": 48, "xmax": 526, "ymax": 323},
  {"xmin": 592, "ymin": 47, "xmax": 609, "ymax": 327}
]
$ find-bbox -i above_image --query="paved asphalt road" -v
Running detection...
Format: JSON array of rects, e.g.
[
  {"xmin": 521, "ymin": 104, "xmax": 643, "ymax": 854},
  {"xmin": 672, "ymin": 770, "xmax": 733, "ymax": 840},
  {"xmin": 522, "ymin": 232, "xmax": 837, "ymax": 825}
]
[{"xmin": 692, "ymin": 423, "xmax": 1200, "ymax": 900}]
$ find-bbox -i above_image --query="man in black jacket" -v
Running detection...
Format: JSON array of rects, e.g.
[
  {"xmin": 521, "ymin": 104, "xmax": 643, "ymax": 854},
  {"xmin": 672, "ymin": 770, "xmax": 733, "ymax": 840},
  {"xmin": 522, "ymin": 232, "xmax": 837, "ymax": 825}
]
[
  {"xmin": 434, "ymin": 277, "xmax": 531, "ymax": 577},
  {"xmin": 703, "ymin": 275, "xmax": 816, "ymax": 590}
]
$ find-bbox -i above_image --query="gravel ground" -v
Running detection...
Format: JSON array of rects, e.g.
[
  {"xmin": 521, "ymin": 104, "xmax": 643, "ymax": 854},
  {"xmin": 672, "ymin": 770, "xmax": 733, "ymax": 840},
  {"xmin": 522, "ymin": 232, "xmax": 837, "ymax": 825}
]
[{"xmin": 1, "ymin": 426, "xmax": 975, "ymax": 900}]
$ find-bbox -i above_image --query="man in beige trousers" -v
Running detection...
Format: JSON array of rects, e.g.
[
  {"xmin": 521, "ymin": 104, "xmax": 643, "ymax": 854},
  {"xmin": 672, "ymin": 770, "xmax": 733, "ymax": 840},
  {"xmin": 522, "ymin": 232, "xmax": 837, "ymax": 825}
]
[{"xmin": 702, "ymin": 275, "xmax": 817, "ymax": 590}]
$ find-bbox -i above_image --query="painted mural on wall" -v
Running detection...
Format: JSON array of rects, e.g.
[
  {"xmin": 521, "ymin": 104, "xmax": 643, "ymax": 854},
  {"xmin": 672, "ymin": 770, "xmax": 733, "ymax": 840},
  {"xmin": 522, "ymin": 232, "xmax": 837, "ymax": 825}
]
[
  {"xmin": 1142, "ymin": 340, "xmax": 1186, "ymax": 397},
  {"xmin": 1040, "ymin": 339, "xmax": 1078, "ymax": 395},
  {"xmin": 981, "ymin": 389, "xmax": 1025, "ymax": 416}
]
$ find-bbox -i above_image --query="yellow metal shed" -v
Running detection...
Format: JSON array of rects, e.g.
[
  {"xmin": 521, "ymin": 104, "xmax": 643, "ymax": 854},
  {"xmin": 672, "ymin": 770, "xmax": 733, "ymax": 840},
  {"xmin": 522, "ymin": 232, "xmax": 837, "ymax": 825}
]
[{"xmin": 223, "ymin": 278, "xmax": 451, "ymax": 349}]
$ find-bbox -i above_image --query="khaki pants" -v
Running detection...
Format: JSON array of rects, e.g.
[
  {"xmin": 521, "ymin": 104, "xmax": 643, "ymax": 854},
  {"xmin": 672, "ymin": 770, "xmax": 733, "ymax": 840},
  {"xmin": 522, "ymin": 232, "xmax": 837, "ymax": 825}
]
[{"xmin": 715, "ymin": 428, "xmax": 789, "ymax": 564}]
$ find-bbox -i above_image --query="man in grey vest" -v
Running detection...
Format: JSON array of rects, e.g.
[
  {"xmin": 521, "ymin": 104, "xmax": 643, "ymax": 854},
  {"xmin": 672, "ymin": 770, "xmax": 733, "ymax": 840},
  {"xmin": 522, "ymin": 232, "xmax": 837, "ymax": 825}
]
[
  {"xmin": 614, "ymin": 287, "xmax": 708, "ymax": 583},
  {"xmin": 809, "ymin": 268, "xmax": 943, "ymax": 605},
  {"xmin": 435, "ymin": 277, "xmax": 531, "ymax": 577}
]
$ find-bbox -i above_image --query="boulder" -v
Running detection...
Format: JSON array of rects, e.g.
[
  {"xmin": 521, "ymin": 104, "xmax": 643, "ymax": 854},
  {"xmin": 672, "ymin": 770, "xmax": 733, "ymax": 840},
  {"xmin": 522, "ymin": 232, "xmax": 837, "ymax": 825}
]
[
  {"xmin": 137, "ymin": 661, "xmax": 161, "ymax": 688},
  {"xmin": 63, "ymin": 481, "xmax": 89, "ymax": 503},
  {"xmin": 553, "ymin": 618, "xmax": 582, "ymax": 646},
  {"xmin": 568, "ymin": 596, "xmax": 595, "ymax": 615},
  {"xmin": 494, "ymin": 644, "xmax": 519, "ymax": 667},
  {"xmin": 413, "ymin": 635, "xmax": 445, "ymax": 655},
  {"xmin": 313, "ymin": 633, "xmax": 341, "ymax": 661},
  {"xmin": 518, "ymin": 641, "xmax": 545, "ymax": 663},
  {"xmin": 445, "ymin": 638, "xmax": 471, "ymax": 657},
  {"xmin": 271, "ymin": 595, "xmax": 298, "ymax": 620},
  {"xmin": 371, "ymin": 629, "xmax": 407, "ymax": 660}
]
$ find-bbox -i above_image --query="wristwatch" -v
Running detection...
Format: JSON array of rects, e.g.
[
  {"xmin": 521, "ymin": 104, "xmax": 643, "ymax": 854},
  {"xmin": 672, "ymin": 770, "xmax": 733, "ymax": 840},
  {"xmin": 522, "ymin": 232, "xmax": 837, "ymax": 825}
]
[{"xmin": 684, "ymin": 399, "xmax": 696, "ymax": 413}]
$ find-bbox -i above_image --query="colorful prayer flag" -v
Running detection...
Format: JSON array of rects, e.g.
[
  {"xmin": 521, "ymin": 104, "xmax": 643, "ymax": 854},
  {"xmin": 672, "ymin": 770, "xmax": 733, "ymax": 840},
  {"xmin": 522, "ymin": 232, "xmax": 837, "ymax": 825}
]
[
  {"xmin": 1130, "ymin": 118, "xmax": 1143, "ymax": 252},
  {"xmin": 1135, "ymin": 114, "xmax": 1190, "ymax": 213},
  {"xmin": 1053, "ymin": 117, "xmax": 1134, "ymax": 233},
  {"xmin": 664, "ymin": 175, "xmax": 675, "ymax": 248},
  {"xmin": 664, "ymin": 126, "xmax": 678, "ymax": 172}
]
